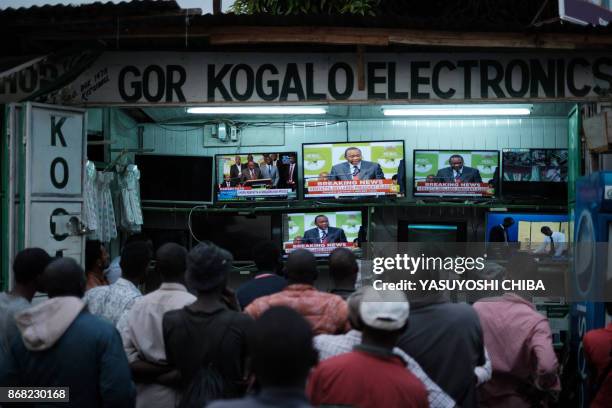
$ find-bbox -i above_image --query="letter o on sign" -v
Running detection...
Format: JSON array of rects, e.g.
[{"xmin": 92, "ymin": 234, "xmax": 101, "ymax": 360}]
[{"xmin": 50, "ymin": 157, "xmax": 69, "ymax": 189}]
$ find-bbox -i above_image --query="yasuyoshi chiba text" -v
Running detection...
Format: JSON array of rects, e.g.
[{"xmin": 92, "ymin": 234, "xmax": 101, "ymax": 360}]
[{"xmin": 373, "ymin": 279, "xmax": 546, "ymax": 292}]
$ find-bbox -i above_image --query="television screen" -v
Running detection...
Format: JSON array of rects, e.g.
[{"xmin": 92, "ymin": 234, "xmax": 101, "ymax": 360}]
[
  {"xmin": 502, "ymin": 149, "xmax": 568, "ymax": 199},
  {"xmin": 303, "ymin": 141, "xmax": 405, "ymax": 199},
  {"xmin": 282, "ymin": 210, "xmax": 363, "ymax": 256},
  {"xmin": 135, "ymin": 154, "xmax": 213, "ymax": 203},
  {"xmin": 215, "ymin": 152, "xmax": 298, "ymax": 202},
  {"xmin": 486, "ymin": 212, "xmax": 569, "ymax": 251},
  {"xmin": 413, "ymin": 150, "xmax": 499, "ymax": 197},
  {"xmin": 398, "ymin": 221, "xmax": 467, "ymax": 242}
]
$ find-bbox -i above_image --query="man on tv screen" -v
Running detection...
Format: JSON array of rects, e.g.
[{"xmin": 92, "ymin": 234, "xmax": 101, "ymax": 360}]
[
  {"xmin": 303, "ymin": 215, "xmax": 348, "ymax": 244},
  {"xmin": 280, "ymin": 154, "xmax": 298, "ymax": 190},
  {"xmin": 241, "ymin": 161, "xmax": 262, "ymax": 182},
  {"xmin": 329, "ymin": 147, "xmax": 385, "ymax": 181},
  {"xmin": 435, "ymin": 154, "xmax": 482, "ymax": 183},
  {"xmin": 229, "ymin": 156, "xmax": 246, "ymax": 181},
  {"xmin": 260, "ymin": 155, "xmax": 279, "ymax": 186}
]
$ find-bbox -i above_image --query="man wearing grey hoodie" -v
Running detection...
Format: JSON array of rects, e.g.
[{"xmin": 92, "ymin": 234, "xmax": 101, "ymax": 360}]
[{"xmin": 0, "ymin": 258, "xmax": 135, "ymax": 408}]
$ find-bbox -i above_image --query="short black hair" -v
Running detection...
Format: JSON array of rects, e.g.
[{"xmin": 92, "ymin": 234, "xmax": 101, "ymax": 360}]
[
  {"xmin": 286, "ymin": 249, "xmax": 318, "ymax": 284},
  {"xmin": 13, "ymin": 248, "xmax": 53, "ymax": 286},
  {"xmin": 503, "ymin": 217, "xmax": 515, "ymax": 225},
  {"xmin": 252, "ymin": 241, "xmax": 280, "ymax": 272},
  {"xmin": 120, "ymin": 242, "xmax": 152, "ymax": 280},
  {"xmin": 249, "ymin": 306, "xmax": 317, "ymax": 387},
  {"xmin": 449, "ymin": 154, "xmax": 464, "ymax": 163},
  {"xmin": 156, "ymin": 243, "xmax": 187, "ymax": 282},
  {"xmin": 541, "ymin": 226, "xmax": 551, "ymax": 234},
  {"xmin": 328, "ymin": 247, "xmax": 358, "ymax": 282},
  {"xmin": 42, "ymin": 258, "xmax": 86, "ymax": 298},
  {"xmin": 344, "ymin": 147, "xmax": 361, "ymax": 158},
  {"xmin": 314, "ymin": 215, "xmax": 328, "ymax": 224},
  {"xmin": 85, "ymin": 240, "xmax": 103, "ymax": 271}
]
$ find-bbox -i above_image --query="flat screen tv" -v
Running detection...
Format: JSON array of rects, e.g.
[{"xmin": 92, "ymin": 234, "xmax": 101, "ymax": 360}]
[
  {"xmin": 413, "ymin": 150, "xmax": 499, "ymax": 198},
  {"xmin": 303, "ymin": 141, "xmax": 405, "ymax": 199},
  {"xmin": 282, "ymin": 210, "xmax": 363, "ymax": 257},
  {"xmin": 135, "ymin": 154, "xmax": 213, "ymax": 204},
  {"xmin": 215, "ymin": 152, "xmax": 298, "ymax": 202},
  {"xmin": 398, "ymin": 221, "xmax": 467, "ymax": 242},
  {"xmin": 501, "ymin": 149, "xmax": 568, "ymax": 200},
  {"xmin": 486, "ymin": 212, "xmax": 569, "ymax": 251}
]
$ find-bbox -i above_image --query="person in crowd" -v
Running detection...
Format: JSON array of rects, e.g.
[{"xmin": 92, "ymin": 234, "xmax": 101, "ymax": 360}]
[
  {"xmin": 474, "ymin": 256, "xmax": 560, "ymax": 407},
  {"xmin": 302, "ymin": 215, "xmax": 347, "ymax": 244},
  {"xmin": 292, "ymin": 236, "xmax": 304, "ymax": 245},
  {"xmin": 260, "ymin": 155, "xmax": 280, "ymax": 186},
  {"xmin": 236, "ymin": 241, "xmax": 287, "ymax": 310},
  {"xmin": 209, "ymin": 307, "xmax": 317, "ymax": 408},
  {"xmin": 85, "ymin": 239, "xmax": 110, "ymax": 290},
  {"xmin": 307, "ymin": 288, "xmax": 428, "ymax": 408},
  {"xmin": 246, "ymin": 154, "xmax": 260, "ymax": 168},
  {"xmin": 219, "ymin": 175, "xmax": 237, "ymax": 188},
  {"xmin": 313, "ymin": 288, "xmax": 455, "ymax": 408},
  {"xmin": 163, "ymin": 242, "xmax": 254, "ymax": 403},
  {"xmin": 245, "ymin": 249, "xmax": 348, "ymax": 335},
  {"xmin": 105, "ymin": 233, "xmax": 154, "ymax": 284},
  {"xmin": 230, "ymin": 155, "xmax": 246, "ymax": 181},
  {"xmin": 533, "ymin": 226, "xmax": 566, "ymax": 257},
  {"xmin": 583, "ymin": 302, "xmax": 612, "ymax": 408},
  {"xmin": 435, "ymin": 154, "xmax": 482, "ymax": 183},
  {"xmin": 241, "ymin": 160, "xmax": 262, "ymax": 182},
  {"xmin": 0, "ymin": 258, "xmax": 135, "ymax": 407},
  {"xmin": 120, "ymin": 243, "xmax": 196, "ymax": 408},
  {"xmin": 85, "ymin": 241, "xmax": 152, "ymax": 326},
  {"xmin": 329, "ymin": 147, "xmax": 385, "ymax": 181},
  {"xmin": 0, "ymin": 248, "xmax": 52, "ymax": 354},
  {"xmin": 397, "ymin": 244, "xmax": 486, "ymax": 408},
  {"xmin": 280, "ymin": 154, "xmax": 298, "ymax": 190},
  {"xmin": 269, "ymin": 153, "xmax": 280, "ymax": 167},
  {"xmin": 489, "ymin": 217, "xmax": 515, "ymax": 243},
  {"xmin": 328, "ymin": 247, "xmax": 358, "ymax": 300}
]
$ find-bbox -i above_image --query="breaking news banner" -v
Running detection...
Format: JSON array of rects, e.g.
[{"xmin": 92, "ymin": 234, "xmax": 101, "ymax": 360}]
[
  {"xmin": 303, "ymin": 141, "xmax": 404, "ymax": 198},
  {"xmin": 413, "ymin": 150, "xmax": 499, "ymax": 197},
  {"xmin": 282, "ymin": 211, "xmax": 362, "ymax": 257}
]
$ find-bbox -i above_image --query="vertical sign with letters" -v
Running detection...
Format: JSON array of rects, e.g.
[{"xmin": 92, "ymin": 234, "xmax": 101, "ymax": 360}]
[{"xmin": 24, "ymin": 103, "xmax": 86, "ymax": 264}]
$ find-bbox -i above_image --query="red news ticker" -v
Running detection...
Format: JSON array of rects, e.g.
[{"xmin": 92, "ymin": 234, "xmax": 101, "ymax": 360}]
[
  {"xmin": 307, "ymin": 179, "xmax": 396, "ymax": 194},
  {"xmin": 415, "ymin": 181, "xmax": 494, "ymax": 195}
]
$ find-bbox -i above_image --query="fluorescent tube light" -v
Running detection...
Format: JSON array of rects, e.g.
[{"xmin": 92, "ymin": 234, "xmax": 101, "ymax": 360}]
[
  {"xmin": 187, "ymin": 106, "xmax": 327, "ymax": 115},
  {"xmin": 382, "ymin": 106, "xmax": 531, "ymax": 116}
]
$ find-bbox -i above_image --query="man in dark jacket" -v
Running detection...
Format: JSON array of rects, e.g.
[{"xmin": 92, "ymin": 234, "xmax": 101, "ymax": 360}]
[{"xmin": 0, "ymin": 258, "xmax": 135, "ymax": 408}]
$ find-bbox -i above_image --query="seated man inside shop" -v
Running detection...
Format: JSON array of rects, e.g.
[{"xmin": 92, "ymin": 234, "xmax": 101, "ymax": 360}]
[
  {"xmin": 302, "ymin": 215, "xmax": 347, "ymax": 244},
  {"xmin": 533, "ymin": 226, "xmax": 566, "ymax": 257},
  {"xmin": 329, "ymin": 147, "xmax": 385, "ymax": 181},
  {"xmin": 435, "ymin": 154, "xmax": 482, "ymax": 183}
]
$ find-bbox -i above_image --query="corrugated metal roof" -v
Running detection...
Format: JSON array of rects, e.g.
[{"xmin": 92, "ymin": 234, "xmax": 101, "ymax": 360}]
[{"xmin": 0, "ymin": 0, "xmax": 186, "ymax": 15}]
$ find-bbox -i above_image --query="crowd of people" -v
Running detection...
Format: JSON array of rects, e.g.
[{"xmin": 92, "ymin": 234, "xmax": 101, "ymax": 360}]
[{"xmin": 0, "ymin": 238, "xmax": 610, "ymax": 407}]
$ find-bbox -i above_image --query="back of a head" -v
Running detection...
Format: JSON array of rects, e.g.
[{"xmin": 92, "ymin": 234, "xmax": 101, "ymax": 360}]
[
  {"xmin": 156, "ymin": 243, "xmax": 187, "ymax": 282},
  {"xmin": 249, "ymin": 306, "xmax": 317, "ymax": 387},
  {"xmin": 42, "ymin": 258, "xmax": 86, "ymax": 298},
  {"xmin": 84, "ymin": 240, "xmax": 102, "ymax": 271},
  {"xmin": 120, "ymin": 242, "xmax": 152, "ymax": 280},
  {"xmin": 252, "ymin": 241, "xmax": 280, "ymax": 272},
  {"xmin": 286, "ymin": 249, "xmax": 318, "ymax": 284},
  {"xmin": 186, "ymin": 242, "xmax": 233, "ymax": 293},
  {"xmin": 13, "ymin": 247, "xmax": 53, "ymax": 286},
  {"xmin": 328, "ymin": 247, "xmax": 358, "ymax": 283}
]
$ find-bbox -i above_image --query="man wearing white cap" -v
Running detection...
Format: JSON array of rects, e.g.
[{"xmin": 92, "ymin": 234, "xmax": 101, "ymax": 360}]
[{"xmin": 307, "ymin": 287, "xmax": 429, "ymax": 408}]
